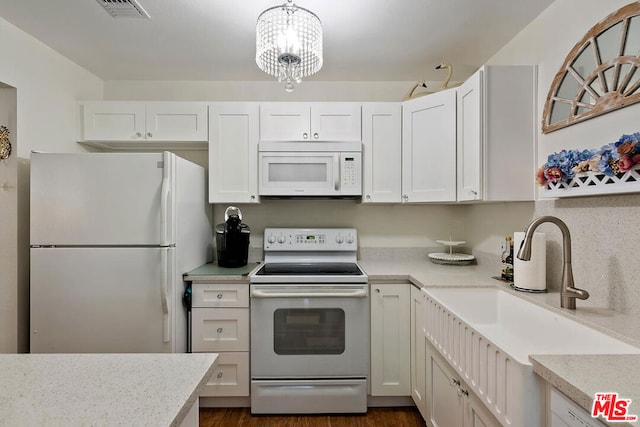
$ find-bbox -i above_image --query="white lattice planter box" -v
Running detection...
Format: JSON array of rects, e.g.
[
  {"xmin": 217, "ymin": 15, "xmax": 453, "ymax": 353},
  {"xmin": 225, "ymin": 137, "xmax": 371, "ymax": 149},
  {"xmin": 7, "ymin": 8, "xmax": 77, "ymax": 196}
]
[{"xmin": 543, "ymin": 163, "xmax": 640, "ymax": 198}]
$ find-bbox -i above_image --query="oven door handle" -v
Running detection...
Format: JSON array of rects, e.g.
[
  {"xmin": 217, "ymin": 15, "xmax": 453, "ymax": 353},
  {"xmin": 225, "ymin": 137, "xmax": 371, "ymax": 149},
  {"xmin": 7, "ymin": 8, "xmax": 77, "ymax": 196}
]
[{"xmin": 251, "ymin": 288, "xmax": 368, "ymax": 298}]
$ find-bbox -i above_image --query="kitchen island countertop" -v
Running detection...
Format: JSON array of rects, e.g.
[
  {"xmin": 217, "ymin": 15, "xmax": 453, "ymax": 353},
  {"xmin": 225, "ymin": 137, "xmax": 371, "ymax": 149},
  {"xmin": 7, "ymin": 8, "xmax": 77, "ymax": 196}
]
[{"xmin": 0, "ymin": 353, "xmax": 218, "ymax": 426}]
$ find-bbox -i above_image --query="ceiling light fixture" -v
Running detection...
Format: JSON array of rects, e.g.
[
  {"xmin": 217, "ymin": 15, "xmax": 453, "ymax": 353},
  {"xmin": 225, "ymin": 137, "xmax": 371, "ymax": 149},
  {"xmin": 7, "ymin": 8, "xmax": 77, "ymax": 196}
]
[{"xmin": 256, "ymin": 0, "xmax": 323, "ymax": 92}]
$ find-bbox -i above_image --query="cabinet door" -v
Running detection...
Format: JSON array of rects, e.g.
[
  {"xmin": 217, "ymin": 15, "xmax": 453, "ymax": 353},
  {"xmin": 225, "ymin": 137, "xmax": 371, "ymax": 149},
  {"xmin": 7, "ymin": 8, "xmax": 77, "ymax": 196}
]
[
  {"xmin": 402, "ymin": 89, "xmax": 457, "ymax": 203},
  {"xmin": 191, "ymin": 307, "xmax": 249, "ymax": 352},
  {"xmin": 457, "ymin": 70, "xmax": 483, "ymax": 201},
  {"xmin": 362, "ymin": 103, "xmax": 402, "ymax": 203},
  {"xmin": 311, "ymin": 103, "xmax": 361, "ymax": 141},
  {"xmin": 259, "ymin": 102, "xmax": 310, "ymax": 141},
  {"xmin": 465, "ymin": 391, "xmax": 501, "ymax": 427},
  {"xmin": 370, "ymin": 283, "xmax": 411, "ymax": 396},
  {"xmin": 208, "ymin": 103, "xmax": 259, "ymax": 203},
  {"xmin": 427, "ymin": 343, "xmax": 465, "ymax": 427},
  {"xmin": 199, "ymin": 352, "xmax": 249, "ymax": 397},
  {"xmin": 145, "ymin": 102, "xmax": 208, "ymax": 142},
  {"xmin": 410, "ymin": 286, "xmax": 428, "ymax": 419},
  {"xmin": 82, "ymin": 101, "xmax": 146, "ymax": 141}
]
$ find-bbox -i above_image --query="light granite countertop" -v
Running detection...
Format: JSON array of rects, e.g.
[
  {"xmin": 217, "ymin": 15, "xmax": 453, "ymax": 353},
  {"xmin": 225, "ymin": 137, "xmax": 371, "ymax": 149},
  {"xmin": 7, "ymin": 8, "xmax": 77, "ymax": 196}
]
[
  {"xmin": 184, "ymin": 262, "xmax": 259, "ymax": 283},
  {"xmin": 0, "ymin": 353, "xmax": 218, "ymax": 426},
  {"xmin": 531, "ymin": 354, "xmax": 640, "ymax": 427}
]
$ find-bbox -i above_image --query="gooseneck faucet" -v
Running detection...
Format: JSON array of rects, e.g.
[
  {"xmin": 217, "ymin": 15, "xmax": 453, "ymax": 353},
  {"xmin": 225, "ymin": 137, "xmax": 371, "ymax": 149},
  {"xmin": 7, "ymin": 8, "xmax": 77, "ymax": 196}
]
[{"xmin": 517, "ymin": 216, "xmax": 589, "ymax": 309}]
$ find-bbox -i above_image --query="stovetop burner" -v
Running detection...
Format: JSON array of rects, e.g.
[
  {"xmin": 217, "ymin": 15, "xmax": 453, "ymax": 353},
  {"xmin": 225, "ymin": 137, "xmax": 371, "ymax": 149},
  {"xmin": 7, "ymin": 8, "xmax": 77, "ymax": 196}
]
[
  {"xmin": 255, "ymin": 262, "xmax": 364, "ymax": 276},
  {"xmin": 250, "ymin": 228, "xmax": 367, "ymax": 284}
]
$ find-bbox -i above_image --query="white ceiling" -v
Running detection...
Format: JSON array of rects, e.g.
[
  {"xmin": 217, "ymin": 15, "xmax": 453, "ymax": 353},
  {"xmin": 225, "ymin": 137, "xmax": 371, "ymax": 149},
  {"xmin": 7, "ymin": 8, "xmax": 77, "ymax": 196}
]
[{"xmin": 0, "ymin": 0, "xmax": 554, "ymax": 82}]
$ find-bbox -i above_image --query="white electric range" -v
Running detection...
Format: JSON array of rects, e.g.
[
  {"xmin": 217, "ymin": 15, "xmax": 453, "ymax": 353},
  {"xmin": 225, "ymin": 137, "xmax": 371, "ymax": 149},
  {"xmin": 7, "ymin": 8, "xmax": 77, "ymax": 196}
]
[{"xmin": 249, "ymin": 228, "xmax": 369, "ymax": 414}]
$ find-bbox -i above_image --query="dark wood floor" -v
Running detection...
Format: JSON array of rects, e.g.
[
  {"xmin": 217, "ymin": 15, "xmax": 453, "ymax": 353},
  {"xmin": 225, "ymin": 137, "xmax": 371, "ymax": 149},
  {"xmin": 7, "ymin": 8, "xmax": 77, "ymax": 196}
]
[{"xmin": 200, "ymin": 407, "xmax": 425, "ymax": 426}]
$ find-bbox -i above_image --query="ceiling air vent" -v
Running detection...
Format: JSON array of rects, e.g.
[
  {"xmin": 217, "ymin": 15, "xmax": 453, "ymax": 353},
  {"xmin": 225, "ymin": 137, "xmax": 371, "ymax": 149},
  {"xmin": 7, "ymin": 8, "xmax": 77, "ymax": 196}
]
[{"xmin": 96, "ymin": 0, "xmax": 150, "ymax": 18}]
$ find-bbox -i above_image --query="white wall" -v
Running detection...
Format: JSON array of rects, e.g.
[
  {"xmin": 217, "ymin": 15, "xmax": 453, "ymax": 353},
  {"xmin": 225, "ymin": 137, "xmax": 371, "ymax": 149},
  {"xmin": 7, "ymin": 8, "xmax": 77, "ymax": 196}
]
[
  {"xmin": 103, "ymin": 80, "xmax": 444, "ymax": 103},
  {"xmin": 0, "ymin": 17, "xmax": 103, "ymax": 352},
  {"xmin": 219, "ymin": 201, "xmax": 465, "ymax": 254},
  {"xmin": 0, "ymin": 17, "xmax": 103, "ymax": 156},
  {"xmin": 0, "ymin": 86, "xmax": 19, "ymax": 352},
  {"xmin": 475, "ymin": 0, "xmax": 640, "ymax": 314}
]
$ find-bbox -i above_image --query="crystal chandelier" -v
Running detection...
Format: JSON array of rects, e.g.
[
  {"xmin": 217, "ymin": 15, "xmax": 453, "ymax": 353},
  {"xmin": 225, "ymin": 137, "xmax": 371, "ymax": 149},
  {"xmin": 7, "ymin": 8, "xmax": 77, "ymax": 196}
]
[{"xmin": 256, "ymin": 0, "xmax": 323, "ymax": 92}]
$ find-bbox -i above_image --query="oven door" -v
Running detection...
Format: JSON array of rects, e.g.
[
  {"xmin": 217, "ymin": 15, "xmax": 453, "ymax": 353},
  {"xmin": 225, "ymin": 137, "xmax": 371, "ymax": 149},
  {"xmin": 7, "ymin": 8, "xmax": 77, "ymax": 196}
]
[{"xmin": 250, "ymin": 284, "xmax": 369, "ymax": 378}]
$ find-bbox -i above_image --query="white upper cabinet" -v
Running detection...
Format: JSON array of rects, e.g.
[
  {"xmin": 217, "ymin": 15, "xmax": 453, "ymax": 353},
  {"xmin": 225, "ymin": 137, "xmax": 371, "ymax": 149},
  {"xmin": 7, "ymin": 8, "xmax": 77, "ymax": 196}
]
[
  {"xmin": 79, "ymin": 101, "xmax": 208, "ymax": 149},
  {"xmin": 362, "ymin": 103, "xmax": 402, "ymax": 203},
  {"xmin": 456, "ymin": 65, "xmax": 537, "ymax": 202},
  {"xmin": 260, "ymin": 102, "xmax": 361, "ymax": 142},
  {"xmin": 208, "ymin": 103, "xmax": 260, "ymax": 204},
  {"xmin": 402, "ymin": 89, "xmax": 457, "ymax": 203}
]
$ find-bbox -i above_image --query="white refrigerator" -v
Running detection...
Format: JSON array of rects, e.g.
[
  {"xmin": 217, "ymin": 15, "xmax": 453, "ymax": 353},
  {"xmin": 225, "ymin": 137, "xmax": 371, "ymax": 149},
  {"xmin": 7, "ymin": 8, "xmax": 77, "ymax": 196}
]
[{"xmin": 30, "ymin": 152, "xmax": 211, "ymax": 353}]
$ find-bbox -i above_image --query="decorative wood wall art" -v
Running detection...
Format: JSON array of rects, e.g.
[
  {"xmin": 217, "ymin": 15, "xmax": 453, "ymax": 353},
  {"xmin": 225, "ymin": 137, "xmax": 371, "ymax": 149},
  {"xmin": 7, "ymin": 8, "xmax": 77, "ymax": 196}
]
[{"xmin": 542, "ymin": 2, "xmax": 640, "ymax": 134}]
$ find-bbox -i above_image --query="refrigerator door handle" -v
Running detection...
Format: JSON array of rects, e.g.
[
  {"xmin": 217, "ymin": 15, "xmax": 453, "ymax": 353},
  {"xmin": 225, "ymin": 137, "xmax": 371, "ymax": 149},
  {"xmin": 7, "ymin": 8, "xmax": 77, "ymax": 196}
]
[
  {"xmin": 161, "ymin": 248, "xmax": 171, "ymax": 343},
  {"xmin": 160, "ymin": 152, "xmax": 173, "ymax": 246}
]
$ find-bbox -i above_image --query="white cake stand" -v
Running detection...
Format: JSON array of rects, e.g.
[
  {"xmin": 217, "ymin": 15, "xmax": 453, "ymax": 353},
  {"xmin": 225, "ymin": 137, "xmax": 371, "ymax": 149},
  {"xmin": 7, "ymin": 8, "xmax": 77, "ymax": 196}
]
[{"xmin": 428, "ymin": 240, "xmax": 475, "ymax": 265}]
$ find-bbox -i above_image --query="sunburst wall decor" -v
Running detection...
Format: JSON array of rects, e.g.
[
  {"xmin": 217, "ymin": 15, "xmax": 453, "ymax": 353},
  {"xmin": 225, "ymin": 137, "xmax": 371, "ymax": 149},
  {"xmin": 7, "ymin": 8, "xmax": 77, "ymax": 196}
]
[{"xmin": 542, "ymin": 2, "xmax": 640, "ymax": 134}]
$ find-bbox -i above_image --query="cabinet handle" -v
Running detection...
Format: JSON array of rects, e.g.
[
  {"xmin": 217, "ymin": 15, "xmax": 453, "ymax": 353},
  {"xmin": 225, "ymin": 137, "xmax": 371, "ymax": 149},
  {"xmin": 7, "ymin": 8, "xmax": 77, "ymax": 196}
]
[
  {"xmin": 471, "ymin": 190, "xmax": 478, "ymax": 196},
  {"xmin": 135, "ymin": 132, "xmax": 142, "ymax": 138},
  {"xmin": 216, "ymin": 294, "xmax": 223, "ymax": 299},
  {"xmin": 147, "ymin": 132, "xmax": 153, "ymax": 138},
  {"xmin": 458, "ymin": 387, "xmax": 469, "ymax": 398},
  {"xmin": 402, "ymin": 195, "xmax": 409, "ymax": 202},
  {"xmin": 313, "ymin": 132, "xmax": 319, "ymax": 139},
  {"xmin": 375, "ymin": 288, "xmax": 380, "ymax": 293},
  {"xmin": 217, "ymin": 327, "xmax": 223, "ymax": 333},
  {"xmin": 365, "ymin": 195, "xmax": 371, "ymax": 201},
  {"xmin": 216, "ymin": 372, "xmax": 223, "ymax": 379},
  {"xmin": 250, "ymin": 195, "xmax": 256, "ymax": 202},
  {"xmin": 303, "ymin": 132, "xmax": 309, "ymax": 139},
  {"xmin": 450, "ymin": 378, "xmax": 460, "ymax": 388}
]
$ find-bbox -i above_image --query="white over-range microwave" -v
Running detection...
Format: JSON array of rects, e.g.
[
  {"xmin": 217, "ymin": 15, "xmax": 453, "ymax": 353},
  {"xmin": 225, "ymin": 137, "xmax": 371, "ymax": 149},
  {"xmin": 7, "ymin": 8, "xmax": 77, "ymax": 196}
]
[{"xmin": 258, "ymin": 141, "xmax": 362, "ymax": 198}]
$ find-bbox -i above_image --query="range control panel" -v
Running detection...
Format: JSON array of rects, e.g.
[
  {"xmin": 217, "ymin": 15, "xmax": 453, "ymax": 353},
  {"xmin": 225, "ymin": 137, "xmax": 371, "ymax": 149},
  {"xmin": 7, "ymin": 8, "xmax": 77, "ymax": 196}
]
[{"xmin": 263, "ymin": 228, "xmax": 357, "ymax": 251}]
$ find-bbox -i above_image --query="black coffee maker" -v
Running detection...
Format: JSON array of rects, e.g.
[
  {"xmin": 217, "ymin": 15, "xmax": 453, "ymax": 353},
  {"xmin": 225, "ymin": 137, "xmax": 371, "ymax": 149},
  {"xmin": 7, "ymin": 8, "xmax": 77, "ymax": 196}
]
[{"xmin": 215, "ymin": 206, "xmax": 250, "ymax": 268}]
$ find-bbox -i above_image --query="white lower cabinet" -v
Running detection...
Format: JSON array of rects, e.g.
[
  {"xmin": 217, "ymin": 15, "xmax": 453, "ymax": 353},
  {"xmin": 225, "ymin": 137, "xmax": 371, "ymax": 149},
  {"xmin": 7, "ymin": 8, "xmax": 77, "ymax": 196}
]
[
  {"xmin": 370, "ymin": 283, "xmax": 411, "ymax": 396},
  {"xmin": 410, "ymin": 285, "xmax": 428, "ymax": 419},
  {"xmin": 191, "ymin": 282, "xmax": 250, "ymax": 398},
  {"xmin": 426, "ymin": 340, "xmax": 500, "ymax": 427}
]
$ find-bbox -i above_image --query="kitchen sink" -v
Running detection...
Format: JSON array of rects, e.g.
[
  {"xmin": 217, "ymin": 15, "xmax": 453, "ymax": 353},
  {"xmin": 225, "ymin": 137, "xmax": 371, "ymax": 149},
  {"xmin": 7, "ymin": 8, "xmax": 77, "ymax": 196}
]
[
  {"xmin": 424, "ymin": 286, "xmax": 640, "ymax": 364},
  {"xmin": 421, "ymin": 286, "xmax": 640, "ymax": 426}
]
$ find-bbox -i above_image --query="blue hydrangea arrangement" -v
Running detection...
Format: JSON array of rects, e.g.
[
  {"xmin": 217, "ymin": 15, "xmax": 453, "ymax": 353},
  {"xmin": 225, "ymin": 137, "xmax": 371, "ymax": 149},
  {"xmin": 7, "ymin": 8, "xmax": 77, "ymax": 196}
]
[{"xmin": 537, "ymin": 132, "xmax": 640, "ymax": 187}]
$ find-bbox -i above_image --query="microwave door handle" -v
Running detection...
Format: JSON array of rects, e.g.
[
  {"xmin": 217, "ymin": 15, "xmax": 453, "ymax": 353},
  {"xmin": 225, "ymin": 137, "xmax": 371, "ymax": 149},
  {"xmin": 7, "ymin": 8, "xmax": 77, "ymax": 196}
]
[{"xmin": 334, "ymin": 154, "xmax": 340, "ymax": 191}]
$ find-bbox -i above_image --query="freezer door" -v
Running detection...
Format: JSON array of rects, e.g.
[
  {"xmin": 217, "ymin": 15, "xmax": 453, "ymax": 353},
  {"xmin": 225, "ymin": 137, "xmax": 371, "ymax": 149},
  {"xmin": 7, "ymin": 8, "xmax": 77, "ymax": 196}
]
[
  {"xmin": 30, "ymin": 152, "xmax": 175, "ymax": 246},
  {"xmin": 30, "ymin": 247, "xmax": 179, "ymax": 353}
]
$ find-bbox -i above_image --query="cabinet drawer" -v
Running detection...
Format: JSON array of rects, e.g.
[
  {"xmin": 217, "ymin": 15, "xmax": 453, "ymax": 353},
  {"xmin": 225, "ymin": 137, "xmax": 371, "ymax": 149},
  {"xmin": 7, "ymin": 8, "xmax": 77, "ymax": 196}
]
[
  {"xmin": 199, "ymin": 352, "xmax": 249, "ymax": 397},
  {"xmin": 192, "ymin": 283, "xmax": 249, "ymax": 307},
  {"xmin": 192, "ymin": 308, "xmax": 249, "ymax": 352}
]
